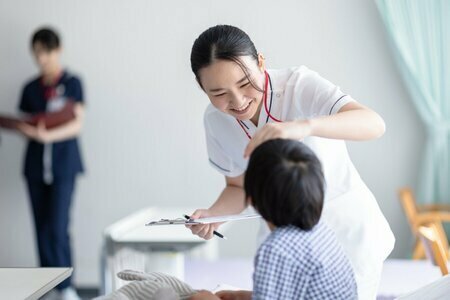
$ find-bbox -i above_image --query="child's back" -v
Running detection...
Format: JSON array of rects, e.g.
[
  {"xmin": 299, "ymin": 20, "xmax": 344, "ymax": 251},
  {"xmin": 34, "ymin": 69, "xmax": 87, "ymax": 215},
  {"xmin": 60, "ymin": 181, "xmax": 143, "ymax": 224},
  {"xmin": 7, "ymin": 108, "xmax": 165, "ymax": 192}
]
[{"xmin": 253, "ymin": 222, "xmax": 357, "ymax": 300}]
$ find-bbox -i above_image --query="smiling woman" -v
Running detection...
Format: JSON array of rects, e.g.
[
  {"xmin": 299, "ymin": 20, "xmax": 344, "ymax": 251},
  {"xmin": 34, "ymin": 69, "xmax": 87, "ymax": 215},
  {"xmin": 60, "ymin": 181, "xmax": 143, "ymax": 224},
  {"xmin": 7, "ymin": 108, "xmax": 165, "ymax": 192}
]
[
  {"xmin": 199, "ymin": 56, "xmax": 265, "ymax": 125},
  {"xmin": 187, "ymin": 24, "xmax": 395, "ymax": 300}
]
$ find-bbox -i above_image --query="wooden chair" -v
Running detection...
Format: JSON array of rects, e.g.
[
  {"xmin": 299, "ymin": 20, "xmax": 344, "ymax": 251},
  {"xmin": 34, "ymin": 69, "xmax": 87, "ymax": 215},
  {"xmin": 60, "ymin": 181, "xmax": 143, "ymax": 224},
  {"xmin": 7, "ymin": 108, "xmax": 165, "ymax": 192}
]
[
  {"xmin": 418, "ymin": 224, "xmax": 449, "ymax": 275},
  {"xmin": 398, "ymin": 187, "xmax": 450, "ymax": 259}
]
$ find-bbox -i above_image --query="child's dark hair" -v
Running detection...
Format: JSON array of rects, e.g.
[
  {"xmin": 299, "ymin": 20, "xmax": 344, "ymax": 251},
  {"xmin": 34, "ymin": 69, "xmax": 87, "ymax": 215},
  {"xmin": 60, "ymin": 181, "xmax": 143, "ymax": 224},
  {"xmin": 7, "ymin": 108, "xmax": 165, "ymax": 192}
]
[
  {"xmin": 244, "ymin": 139, "xmax": 325, "ymax": 230},
  {"xmin": 31, "ymin": 27, "xmax": 60, "ymax": 50},
  {"xmin": 190, "ymin": 25, "xmax": 262, "ymax": 91}
]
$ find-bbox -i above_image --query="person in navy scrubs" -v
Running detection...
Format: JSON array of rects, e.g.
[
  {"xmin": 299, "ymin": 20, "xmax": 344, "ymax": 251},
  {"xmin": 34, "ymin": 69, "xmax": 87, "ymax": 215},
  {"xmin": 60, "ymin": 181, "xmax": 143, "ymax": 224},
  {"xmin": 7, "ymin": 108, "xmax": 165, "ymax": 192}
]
[{"xmin": 17, "ymin": 27, "xmax": 84, "ymax": 300}]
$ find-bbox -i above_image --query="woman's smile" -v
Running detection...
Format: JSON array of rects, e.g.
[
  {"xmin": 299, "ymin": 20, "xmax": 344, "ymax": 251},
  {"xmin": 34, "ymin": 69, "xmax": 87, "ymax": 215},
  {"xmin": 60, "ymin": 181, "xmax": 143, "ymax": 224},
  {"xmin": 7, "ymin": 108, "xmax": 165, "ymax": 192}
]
[{"xmin": 230, "ymin": 100, "xmax": 253, "ymax": 115}]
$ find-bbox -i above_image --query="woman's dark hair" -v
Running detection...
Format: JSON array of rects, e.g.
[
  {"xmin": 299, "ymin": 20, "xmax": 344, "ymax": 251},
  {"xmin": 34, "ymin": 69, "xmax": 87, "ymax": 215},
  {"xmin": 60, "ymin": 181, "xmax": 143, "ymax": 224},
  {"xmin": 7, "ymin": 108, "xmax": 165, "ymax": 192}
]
[
  {"xmin": 190, "ymin": 25, "xmax": 261, "ymax": 91},
  {"xmin": 244, "ymin": 139, "xmax": 325, "ymax": 231},
  {"xmin": 31, "ymin": 27, "xmax": 60, "ymax": 51}
]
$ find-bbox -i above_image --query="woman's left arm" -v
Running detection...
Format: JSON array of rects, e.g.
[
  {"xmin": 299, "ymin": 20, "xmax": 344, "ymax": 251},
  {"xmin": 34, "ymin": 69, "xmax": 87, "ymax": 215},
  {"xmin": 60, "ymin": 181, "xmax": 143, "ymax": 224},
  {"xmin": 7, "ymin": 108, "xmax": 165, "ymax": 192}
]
[
  {"xmin": 308, "ymin": 101, "xmax": 385, "ymax": 141},
  {"xmin": 244, "ymin": 102, "xmax": 385, "ymax": 158},
  {"xmin": 18, "ymin": 103, "xmax": 85, "ymax": 143}
]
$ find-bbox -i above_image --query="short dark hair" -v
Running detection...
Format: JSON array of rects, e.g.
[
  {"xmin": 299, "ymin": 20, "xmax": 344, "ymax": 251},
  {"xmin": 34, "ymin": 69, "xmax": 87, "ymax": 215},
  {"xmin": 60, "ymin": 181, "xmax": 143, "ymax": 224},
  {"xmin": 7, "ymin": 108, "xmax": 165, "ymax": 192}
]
[
  {"xmin": 31, "ymin": 27, "xmax": 60, "ymax": 50},
  {"xmin": 190, "ymin": 25, "xmax": 262, "ymax": 91},
  {"xmin": 244, "ymin": 139, "xmax": 325, "ymax": 230}
]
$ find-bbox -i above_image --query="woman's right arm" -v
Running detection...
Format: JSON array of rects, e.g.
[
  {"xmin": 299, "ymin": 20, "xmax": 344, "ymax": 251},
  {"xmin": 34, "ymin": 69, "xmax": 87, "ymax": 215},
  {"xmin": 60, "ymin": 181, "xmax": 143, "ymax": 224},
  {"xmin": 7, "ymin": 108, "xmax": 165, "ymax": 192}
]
[{"xmin": 188, "ymin": 174, "xmax": 247, "ymax": 240}]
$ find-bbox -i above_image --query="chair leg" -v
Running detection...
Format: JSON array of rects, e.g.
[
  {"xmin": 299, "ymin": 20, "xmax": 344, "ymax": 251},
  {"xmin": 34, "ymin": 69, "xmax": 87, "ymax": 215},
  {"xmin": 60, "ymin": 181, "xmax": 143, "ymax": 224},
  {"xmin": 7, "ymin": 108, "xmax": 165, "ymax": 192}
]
[
  {"xmin": 413, "ymin": 239, "xmax": 426, "ymax": 259},
  {"xmin": 430, "ymin": 222, "xmax": 450, "ymax": 261}
]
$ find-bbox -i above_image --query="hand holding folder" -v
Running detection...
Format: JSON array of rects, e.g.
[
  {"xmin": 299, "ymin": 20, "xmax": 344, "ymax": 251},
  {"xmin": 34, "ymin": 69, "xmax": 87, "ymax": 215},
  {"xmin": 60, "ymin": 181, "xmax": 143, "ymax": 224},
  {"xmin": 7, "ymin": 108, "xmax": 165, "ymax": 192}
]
[
  {"xmin": 145, "ymin": 215, "xmax": 227, "ymax": 238},
  {"xmin": 145, "ymin": 213, "xmax": 260, "ymax": 226},
  {"xmin": 146, "ymin": 213, "xmax": 260, "ymax": 240},
  {"xmin": 0, "ymin": 100, "xmax": 76, "ymax": 131},
  {"xmin": 182, "ymin": 214, "xmax": 226, "ymax": 239}
]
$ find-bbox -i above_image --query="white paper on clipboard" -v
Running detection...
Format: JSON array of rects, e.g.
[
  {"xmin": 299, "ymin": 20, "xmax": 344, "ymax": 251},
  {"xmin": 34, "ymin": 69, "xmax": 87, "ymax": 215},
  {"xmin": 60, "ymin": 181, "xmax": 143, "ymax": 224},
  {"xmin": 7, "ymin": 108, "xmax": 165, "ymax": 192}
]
[
  {"xmin": 192, "ymin": 213, "xmax": 261, "ymax": 224},
  {"xmin": 145, "ymin": 213, "xmax": 261, "ymax": 226}
]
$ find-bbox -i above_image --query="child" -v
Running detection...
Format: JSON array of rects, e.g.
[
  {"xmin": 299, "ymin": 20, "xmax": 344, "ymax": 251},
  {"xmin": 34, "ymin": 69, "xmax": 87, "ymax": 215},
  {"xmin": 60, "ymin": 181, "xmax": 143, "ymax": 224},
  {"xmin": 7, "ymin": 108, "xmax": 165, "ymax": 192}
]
[{"xmin": 195, "ymin": 139, "xmax": 357, "ymax": 299}]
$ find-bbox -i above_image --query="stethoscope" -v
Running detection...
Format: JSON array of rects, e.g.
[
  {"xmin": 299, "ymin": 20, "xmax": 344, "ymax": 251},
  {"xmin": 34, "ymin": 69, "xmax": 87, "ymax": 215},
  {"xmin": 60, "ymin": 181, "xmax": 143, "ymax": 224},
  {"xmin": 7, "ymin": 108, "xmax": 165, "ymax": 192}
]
[{"xmin": 236, "ymin": 70, "xmax": 282, "ymax": 139}]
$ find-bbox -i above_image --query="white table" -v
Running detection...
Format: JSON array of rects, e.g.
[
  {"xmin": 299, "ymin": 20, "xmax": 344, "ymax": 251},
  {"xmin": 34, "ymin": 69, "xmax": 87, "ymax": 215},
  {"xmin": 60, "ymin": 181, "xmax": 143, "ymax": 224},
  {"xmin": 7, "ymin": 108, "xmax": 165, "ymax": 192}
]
[
  {"xmin": 101, "ymin": 207, "xmax": 214, "ymax": 293},
  {"xmin": 0, "ymin": 268, "xmax": 72, "ymax": 300}
]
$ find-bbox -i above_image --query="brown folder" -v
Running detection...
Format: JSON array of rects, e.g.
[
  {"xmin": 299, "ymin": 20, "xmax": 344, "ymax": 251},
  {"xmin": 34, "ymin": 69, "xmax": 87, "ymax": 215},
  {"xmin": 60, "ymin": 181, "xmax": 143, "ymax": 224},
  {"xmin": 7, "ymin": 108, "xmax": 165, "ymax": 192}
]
[
  {"xmin": 0, "ymin": 115, "xmax": 22, "ymax": 129},
  {"xmin": 0, "ymin": 100, "xmax": 76, "ymax": 130}
]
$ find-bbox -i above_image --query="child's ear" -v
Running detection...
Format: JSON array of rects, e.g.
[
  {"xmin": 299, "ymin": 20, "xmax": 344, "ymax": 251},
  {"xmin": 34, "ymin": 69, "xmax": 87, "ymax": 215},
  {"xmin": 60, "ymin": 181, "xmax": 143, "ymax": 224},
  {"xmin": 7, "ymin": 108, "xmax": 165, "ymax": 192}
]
[
  {"xmin": 245, "ymin": 196, "xmax": 254, "ymax": 207},
  {"xmin": 266, "ymin": 221, "xmax": 276, "ymax": 231}
]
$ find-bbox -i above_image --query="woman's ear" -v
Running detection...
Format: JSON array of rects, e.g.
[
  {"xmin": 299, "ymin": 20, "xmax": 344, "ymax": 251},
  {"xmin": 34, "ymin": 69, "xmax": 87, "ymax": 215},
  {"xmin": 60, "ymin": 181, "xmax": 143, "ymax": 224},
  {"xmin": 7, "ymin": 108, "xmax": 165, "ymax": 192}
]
[{"xmin": 258, "ymin": 53, "xmax": 266, "ymax": 72}]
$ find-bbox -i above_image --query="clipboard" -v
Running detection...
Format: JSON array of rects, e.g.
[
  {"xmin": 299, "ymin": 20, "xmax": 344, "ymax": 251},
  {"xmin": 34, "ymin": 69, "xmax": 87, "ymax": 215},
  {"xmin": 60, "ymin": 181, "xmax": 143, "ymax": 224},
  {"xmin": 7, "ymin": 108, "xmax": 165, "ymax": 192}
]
[{"xmin": 145, "ymin": 213, "xmax": 261, "ymax": 226}]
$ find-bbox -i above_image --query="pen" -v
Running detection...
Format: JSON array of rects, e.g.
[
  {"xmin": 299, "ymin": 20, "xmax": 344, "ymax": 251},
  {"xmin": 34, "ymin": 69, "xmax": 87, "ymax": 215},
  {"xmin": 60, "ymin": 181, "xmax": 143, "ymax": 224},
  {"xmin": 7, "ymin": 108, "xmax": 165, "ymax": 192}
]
[{"xmin": 183, "ymin": 214, "xmax": 226, "ymax": 239}]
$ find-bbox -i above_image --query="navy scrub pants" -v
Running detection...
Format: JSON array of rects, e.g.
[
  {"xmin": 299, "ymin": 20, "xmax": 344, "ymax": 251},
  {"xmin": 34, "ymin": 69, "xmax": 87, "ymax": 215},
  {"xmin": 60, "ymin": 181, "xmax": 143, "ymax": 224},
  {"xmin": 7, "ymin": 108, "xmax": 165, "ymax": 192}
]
[{"xmin": 26, "ymin": 176, "xmax": 76, "ymax": 290}]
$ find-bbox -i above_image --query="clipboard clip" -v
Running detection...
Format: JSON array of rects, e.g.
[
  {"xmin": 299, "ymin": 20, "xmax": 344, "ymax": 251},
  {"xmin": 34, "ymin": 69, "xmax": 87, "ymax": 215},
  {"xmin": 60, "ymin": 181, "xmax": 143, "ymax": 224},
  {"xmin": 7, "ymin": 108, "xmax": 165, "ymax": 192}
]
[{"xmin": 145, "ymin": 218, "xmax": 196, "ymax": 226}]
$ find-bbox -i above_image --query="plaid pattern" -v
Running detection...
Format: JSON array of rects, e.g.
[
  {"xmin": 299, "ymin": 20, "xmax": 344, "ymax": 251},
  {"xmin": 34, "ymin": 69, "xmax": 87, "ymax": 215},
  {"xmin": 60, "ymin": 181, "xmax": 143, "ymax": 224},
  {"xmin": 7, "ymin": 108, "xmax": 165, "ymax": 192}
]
[{"xmin": 252, "ymin": 222, "xmax": 357, "ymax": 300}]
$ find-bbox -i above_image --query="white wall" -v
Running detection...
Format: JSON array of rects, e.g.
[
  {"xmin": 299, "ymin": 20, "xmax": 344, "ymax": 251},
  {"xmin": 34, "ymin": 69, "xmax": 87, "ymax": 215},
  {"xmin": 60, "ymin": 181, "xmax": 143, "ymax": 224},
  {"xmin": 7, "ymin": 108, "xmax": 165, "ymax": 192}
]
[{"xmin": 0, "ymin": 0, "xmax": 424, "ymax": 286}]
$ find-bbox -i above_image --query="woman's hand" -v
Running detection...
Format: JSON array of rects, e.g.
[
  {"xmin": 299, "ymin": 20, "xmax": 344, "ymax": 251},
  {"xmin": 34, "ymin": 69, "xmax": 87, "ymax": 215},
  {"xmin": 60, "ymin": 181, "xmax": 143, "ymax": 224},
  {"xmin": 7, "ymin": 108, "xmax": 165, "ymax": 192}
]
[
  {"xmin": 17, "ymin": 120, "xmax": 50, "ymax": 143},
  {"xmin": 17, "ymin": 103, "xmax": 84, "ymax": 144},
  {"xmin": 186, "ymin": 209, "xmax": 223, "ymax": 240},
  {"xmin": 244, "ymin": 120, "xmax": 311, "ymax": 158},
  {"xmin": 216, "ymin": 290, "xmax": 252, "ymax": 300}
]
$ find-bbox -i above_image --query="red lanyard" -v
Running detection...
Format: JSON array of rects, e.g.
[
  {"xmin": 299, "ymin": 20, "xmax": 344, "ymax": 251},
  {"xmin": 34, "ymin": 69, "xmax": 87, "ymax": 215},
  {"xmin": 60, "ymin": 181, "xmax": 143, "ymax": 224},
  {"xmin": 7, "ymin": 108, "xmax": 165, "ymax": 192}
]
[
  {"xmin": 236, "ymin": 71, "xmax": 281, "ymax": 139},
  {"xmin": 237, "ymin": 119, "xmax": 252, "ymax": 139},
  {"xmin": 40, "ymin": 71, "xmax": 63, "ymax": 101}
]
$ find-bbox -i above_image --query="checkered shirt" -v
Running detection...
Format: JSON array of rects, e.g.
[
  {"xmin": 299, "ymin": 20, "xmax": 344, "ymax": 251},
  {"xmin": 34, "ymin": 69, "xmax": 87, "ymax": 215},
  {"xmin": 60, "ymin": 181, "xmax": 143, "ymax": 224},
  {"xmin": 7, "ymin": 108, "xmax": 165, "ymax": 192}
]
[{"xmin": 252, "ymin": 222, "xmax": 357, "ymax": 300}]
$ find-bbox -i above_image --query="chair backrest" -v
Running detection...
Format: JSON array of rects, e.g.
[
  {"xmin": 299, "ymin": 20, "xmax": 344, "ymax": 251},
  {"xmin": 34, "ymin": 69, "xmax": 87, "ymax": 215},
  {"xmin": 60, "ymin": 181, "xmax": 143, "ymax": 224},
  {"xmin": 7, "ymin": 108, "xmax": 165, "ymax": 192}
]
[
  {"xmin": 399, "ymin": 188, "xmax": 419, "ymax": 232},
  {"xmin": 418, "ymin": 224, "xmax": 449, "ymax": 276}
]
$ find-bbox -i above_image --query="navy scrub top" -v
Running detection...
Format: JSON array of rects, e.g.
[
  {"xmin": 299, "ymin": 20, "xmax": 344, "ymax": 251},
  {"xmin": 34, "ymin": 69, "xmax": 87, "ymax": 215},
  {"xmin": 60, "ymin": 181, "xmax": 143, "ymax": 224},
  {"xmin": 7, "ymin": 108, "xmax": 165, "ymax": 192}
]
[{"xmin": 19, "ymin": 71, "xmax": 85, "ymax": 180}]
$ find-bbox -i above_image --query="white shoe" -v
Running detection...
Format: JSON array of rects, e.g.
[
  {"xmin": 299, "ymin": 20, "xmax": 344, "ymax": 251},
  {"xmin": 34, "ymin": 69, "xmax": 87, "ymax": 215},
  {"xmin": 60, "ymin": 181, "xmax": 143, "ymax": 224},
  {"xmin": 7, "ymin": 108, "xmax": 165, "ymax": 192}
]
[{"xmin": 60, "ymin": 287, "xmax": 81, "ymax": 300}]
